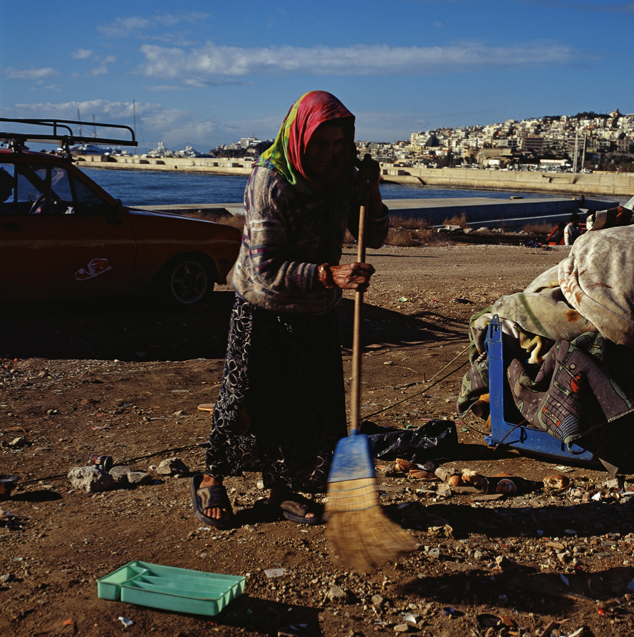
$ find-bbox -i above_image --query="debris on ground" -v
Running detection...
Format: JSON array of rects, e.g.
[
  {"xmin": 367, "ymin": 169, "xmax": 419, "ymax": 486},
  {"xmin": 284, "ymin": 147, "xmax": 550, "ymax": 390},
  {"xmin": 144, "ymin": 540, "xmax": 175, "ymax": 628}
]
[{"xmin": 3, "ymin": 245, "xmax": 634, "ymax": 636}]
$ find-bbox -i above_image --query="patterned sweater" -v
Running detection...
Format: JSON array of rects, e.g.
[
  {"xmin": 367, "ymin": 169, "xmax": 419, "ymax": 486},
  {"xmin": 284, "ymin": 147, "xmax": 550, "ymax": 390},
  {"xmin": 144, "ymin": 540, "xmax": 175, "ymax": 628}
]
[{"xmin": 231, "ymin": 165, "xmax": 389, "ymax": 314}]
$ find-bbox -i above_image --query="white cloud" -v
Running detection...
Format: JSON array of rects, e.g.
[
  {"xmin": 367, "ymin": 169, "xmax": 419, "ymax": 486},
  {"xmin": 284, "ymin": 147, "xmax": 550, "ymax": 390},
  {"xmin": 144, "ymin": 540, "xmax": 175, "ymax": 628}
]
[
  {"xmin": 4, "ymin": 67, "xmax": 59, "ymax": 80},
  {"xmin": 141, "ymin": 34, "xmax": 199, "ymax": 46},
  {"xmin": 138, "ymin": 40, "xmax": 594, "ymax": 85},
  {"xmin": 97, "ymin": 12, "xmax": 210, "ymax": 38},
  {"xmin": 90, "ymin": 56, "xmax": 117, "ymax": 77},
  {"xmin": 71, "ymin": 49, "xmax": 94, "ymax": 60},
  {"xmin": 0, "ymin": 99, "xmax": 268, "ymax": 149},
  {"xmin": 1, "ymin": 99, "xmax": 154, "ymax": 123},
  {"xmin": 154, "ymin": 13, "xmax": 209, "ymax": 27},
  {"xmin": 97, "ymin": 16, "xmax": 152, "ymax": 38},
  {"xmin": 141, "ymin": 113, "xmax": 219, "ymax": 148},
  {"xmin": 0, "ymin": 100, "xmax": 218, "ymax": 147}
]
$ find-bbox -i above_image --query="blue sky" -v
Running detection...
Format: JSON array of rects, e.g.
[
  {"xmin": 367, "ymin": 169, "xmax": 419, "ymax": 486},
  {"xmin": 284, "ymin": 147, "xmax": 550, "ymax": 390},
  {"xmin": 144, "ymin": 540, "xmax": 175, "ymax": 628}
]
[{"xmin": 1, "ymin": 0, "xmax": 632, "ymax": 152}]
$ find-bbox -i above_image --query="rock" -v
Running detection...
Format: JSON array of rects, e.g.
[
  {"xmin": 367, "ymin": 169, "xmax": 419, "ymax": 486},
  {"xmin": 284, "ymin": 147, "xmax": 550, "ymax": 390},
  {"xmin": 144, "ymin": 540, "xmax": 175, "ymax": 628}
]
[
  {"xmin": 67, "ymin": 466, "xmax": 115, "ymax": 493},
  {"xmin": 109, "ymin": 466, "xmax": 132, "ymax": 483},
  {"xmin": 372, "ymin": 594, "xmax": 384, "ymax": 608},
  {"xmin": 156, "ymin": 457, "xmax": 189, "ymax": 476},
  {"xmin": 0, "ymin": 573, "xmax": 15, "ymax": 583},
  {"xmin": 495, "ymin": 556, "xmax": 516, "ymax": 570},
  {"xmin": 326, "ymin": 585, "xmax": 349, "ymax": 603},
  {"xmin": 127, "ymin": 471, "xmax": 153, "ymax": 486},
  {"xmin": 394, "ymin": 624, "xmax": 410, "ymax": 633},
  {"xmin": 435, "ymin": 466, "xmax": 458, "ymax": 481},
  {"xmin": 436, "ymin": 483, "xmax": 452, "ymax": 497},
  {"xmin": 9, "ymin": 436, "xmax": 26, "ymax": 448},
  {"xmin": 473, "ymin": 550, "xmax": 484, "ymax": 560}
]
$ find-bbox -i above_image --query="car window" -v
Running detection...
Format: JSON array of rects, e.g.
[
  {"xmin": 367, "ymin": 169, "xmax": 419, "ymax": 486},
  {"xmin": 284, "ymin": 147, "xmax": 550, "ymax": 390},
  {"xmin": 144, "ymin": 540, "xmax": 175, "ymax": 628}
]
[
  {"xmin": 8, "ymin": 162, "xmax": 115, "ymax": 216},
  {"xmin": 0, "ymin": 164, "xmax": 16, "ymax": 214},
  {"xmin": 71, "ymin": 176, "xmax": 115, "ymax": 212},
  {"xmin": 15, "ymin": 163, "xmax": 70, "ymax": 215}
]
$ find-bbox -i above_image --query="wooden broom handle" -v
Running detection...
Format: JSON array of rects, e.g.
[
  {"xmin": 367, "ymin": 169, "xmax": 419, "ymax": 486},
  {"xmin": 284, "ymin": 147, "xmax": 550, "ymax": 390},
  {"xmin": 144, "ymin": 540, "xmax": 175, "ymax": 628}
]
[{"xmin": 350, "ymin": 192, "xmax": 367, "ymax": 436}]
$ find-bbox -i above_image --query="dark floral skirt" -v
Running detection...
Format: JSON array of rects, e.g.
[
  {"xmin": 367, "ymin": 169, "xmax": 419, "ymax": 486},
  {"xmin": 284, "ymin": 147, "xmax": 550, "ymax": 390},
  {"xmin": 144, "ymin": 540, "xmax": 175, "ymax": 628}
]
[{"xmin": 205, "ymin": 295, "xmax": 348, "ymax": 492}]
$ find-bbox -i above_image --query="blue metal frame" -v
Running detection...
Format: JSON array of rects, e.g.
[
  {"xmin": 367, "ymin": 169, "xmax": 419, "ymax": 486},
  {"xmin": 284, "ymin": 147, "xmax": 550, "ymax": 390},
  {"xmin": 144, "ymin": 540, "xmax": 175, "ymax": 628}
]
[{"xmin": 486, "ymin": 315, "xmax": 596, "ymax": 463}]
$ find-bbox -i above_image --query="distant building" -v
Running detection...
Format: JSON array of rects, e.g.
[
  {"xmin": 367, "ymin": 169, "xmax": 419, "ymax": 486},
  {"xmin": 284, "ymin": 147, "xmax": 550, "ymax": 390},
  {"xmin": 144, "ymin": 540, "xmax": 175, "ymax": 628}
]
[
  {"xmin": 239, "ymin": 137, "xmax": 261, "ymax": 149},
  {"xmin": 520, "ymin": 135, "xmax": 545, "ymax": 152}
]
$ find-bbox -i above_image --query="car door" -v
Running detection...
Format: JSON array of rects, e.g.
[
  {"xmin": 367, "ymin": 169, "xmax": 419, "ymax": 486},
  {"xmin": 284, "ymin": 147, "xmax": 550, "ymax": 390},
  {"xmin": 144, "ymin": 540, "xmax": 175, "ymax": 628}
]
[{"xmin": 0, "ymin": 160, "xmax": 136, "ymax": 300}]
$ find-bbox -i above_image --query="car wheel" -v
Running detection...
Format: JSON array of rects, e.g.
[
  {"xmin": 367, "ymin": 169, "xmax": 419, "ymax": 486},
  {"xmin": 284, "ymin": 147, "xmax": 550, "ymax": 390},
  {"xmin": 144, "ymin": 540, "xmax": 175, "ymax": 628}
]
[{"xmin": 163, "ymin": 257, "xmax": 214, "ymax": 306}]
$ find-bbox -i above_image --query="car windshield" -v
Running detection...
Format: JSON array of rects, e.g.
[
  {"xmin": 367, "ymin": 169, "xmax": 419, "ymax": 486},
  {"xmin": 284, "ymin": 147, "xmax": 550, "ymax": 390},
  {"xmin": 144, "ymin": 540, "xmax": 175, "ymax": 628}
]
[{"xmin": 1, "ymin": 161, "xmax": 114, "ymax": 215}]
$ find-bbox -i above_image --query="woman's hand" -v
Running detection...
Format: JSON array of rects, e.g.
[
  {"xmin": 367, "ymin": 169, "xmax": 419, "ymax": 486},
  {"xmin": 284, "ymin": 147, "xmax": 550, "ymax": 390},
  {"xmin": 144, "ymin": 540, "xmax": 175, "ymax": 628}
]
[
  {"xmin": 330, "ymin": 262, "xmax": 375, "ymax": 291},
  {"xmin": 356, "ymin": 154, "xmax": 381, "ymax": 189},
  {"xmin": 356, "ymin": 154, "xmax": 384, "ymax": 217}
]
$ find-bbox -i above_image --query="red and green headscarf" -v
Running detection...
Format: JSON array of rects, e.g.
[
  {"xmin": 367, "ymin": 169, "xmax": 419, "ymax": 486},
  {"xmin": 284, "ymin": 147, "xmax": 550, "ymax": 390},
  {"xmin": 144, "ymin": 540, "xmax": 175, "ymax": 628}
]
[{"xmin": 257, "ymin": 91, "xmax": 355, "ymax": 191}]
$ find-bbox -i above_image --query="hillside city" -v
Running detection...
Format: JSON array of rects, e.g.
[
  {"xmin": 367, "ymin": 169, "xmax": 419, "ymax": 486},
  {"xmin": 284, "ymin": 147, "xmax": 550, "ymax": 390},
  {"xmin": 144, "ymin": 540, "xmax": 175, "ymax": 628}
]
[{"xmin": 214, "ymin": 109, "xmax": 634, "ymax": 173}]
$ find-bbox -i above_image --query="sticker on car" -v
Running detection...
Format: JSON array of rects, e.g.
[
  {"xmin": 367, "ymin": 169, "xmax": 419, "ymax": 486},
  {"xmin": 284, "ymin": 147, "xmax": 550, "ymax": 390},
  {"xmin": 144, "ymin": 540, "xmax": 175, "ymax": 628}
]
[{"xmin": 75, "ymin": 258, "xmax": 112, "ymax": 281}]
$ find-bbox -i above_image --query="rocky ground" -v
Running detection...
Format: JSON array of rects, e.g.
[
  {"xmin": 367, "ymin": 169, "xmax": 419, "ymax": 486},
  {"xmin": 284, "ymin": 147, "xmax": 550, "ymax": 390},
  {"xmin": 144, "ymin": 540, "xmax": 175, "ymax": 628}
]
[{"xmin": 2, "ymin": 240, "xmax": 634, "ymax": 637}]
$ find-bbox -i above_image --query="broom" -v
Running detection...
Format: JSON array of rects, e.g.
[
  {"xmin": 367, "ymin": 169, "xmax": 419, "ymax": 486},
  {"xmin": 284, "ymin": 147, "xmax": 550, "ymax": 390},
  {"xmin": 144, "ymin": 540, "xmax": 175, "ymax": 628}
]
[{"xmin": 325, "ymin": 178, "xmax": 417, "ymax": 572}]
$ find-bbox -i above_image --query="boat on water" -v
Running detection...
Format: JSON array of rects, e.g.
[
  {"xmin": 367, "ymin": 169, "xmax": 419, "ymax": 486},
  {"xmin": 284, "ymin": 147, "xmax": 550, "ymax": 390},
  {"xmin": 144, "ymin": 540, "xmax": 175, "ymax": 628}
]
[
  {"xmin": 176, "ymin": 145, "xmax": 203, "ymax": 158},
  {"xmin": 69, "ymin": 143, "xmax": 131, "ymax": 156},
  {"xmin": 144, "ymin": 141, "xmax": 175, "ymax": 158},
  {"xmin": 143, "ymin": 142, "xmax": 210, "ymax": 159}
]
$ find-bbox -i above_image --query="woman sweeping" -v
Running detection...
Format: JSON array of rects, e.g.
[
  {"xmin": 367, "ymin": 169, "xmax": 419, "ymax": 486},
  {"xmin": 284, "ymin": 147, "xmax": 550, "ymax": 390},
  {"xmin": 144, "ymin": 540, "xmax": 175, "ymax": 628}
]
[{"xmin": 190, "ymin": 90, "xmax": 389, "ymax": 527}]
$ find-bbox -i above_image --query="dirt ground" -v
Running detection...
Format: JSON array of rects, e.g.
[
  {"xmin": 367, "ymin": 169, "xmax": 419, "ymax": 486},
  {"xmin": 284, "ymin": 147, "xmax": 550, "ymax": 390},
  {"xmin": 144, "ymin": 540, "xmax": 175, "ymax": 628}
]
[{"xmin": 2, "ymin": 239, "xmax": 634, "ymax": 637}]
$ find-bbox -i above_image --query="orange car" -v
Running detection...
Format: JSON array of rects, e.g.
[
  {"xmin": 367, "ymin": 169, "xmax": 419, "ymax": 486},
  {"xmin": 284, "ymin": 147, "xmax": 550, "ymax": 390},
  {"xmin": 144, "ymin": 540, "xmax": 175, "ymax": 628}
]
[{"xmin": 0, "ymin": 119, "xmax": 242, "ymax": 306}]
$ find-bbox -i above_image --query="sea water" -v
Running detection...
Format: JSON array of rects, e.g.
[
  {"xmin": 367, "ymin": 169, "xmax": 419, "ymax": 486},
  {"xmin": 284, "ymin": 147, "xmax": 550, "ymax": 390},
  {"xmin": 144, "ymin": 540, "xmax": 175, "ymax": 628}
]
[{"xmin": 82, "ymin": 167, "xmax": 545, "ymax": 208}]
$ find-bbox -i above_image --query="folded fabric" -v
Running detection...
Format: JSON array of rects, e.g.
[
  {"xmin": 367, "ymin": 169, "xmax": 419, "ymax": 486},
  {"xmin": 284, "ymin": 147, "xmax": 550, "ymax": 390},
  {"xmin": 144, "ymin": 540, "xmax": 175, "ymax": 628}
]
[
  {"xmin": 507, "ymin": 332, "xmax": 634, "ymax": 446},
  {"xmin": 457, "ymin": 217, "xmax": 634, "ymax": 472},
  {"xmin": 559, "ymin": 224, "xmax": 634, "ymax": 347}
]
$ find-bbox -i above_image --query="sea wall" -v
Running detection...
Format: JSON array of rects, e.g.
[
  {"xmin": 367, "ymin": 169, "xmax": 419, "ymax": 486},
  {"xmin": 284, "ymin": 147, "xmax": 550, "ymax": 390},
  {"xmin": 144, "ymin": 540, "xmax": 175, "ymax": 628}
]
[
  {"xmin": 77, "ymin": 154, "xmax": 253, "ymax": 176},
  {"xmin": 76, "ymin": 155, "xmax": 634, "ymax": 196},
  {"xmin": 381, "ymin": 165, "xmax": 634, "ymax": 197}
]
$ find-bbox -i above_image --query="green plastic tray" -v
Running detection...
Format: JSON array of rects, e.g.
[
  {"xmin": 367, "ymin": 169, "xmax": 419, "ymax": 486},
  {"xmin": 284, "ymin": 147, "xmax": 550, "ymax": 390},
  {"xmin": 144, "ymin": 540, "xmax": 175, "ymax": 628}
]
[{"xmin": 97, "ymin": 560, "xmax": 245, "ymax": 616}]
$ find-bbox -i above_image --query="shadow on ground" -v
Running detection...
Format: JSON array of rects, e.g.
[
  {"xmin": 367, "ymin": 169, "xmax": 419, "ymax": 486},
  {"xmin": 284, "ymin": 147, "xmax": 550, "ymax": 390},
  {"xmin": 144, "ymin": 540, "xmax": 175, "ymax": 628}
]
[
  {"xmin": 1, "ymin": 293, "xmax": 467, "ymax": 362},
  {"xmin": 398, "ymin": 565, "xmax": 634, "ymax": 615}
]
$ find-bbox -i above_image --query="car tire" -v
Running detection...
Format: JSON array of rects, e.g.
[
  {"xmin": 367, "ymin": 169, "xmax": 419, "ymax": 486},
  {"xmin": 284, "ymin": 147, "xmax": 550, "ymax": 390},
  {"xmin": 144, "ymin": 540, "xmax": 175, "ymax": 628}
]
[{"xmin": 160, "ymin": 256, "xmax": 215, "ymax": 306}]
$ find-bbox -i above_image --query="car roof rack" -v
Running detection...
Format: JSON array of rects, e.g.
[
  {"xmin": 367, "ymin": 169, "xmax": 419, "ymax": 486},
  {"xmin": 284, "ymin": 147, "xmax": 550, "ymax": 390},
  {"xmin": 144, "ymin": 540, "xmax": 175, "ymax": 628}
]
[{"xmin": 0, "ymin": 118, "xmax": 137, "ymax": 156}]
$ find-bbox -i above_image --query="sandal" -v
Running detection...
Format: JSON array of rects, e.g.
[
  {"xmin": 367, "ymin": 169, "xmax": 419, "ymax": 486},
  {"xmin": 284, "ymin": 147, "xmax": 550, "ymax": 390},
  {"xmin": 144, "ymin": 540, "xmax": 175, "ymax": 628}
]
[
  {"xmin": 250, "ymin": 498, "xmax": 284, "ymax": 523},
  {"xmin": 189, "ymin": 474, "xmax": 234, "ymax": 529},
  {"xmin": 279, "ymin": 494, "xmax": 324, "ymax": 526}
]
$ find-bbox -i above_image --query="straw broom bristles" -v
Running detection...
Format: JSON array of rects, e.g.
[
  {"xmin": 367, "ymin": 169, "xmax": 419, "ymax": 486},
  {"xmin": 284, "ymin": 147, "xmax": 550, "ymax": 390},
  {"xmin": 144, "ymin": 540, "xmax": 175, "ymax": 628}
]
[
  {"xmin": 326, "ymin": 477, "xmax": 418, "ymax": 572},
  {"xmin": 325, "ymin": 176, "xmax": 417, "ymax": 572}
]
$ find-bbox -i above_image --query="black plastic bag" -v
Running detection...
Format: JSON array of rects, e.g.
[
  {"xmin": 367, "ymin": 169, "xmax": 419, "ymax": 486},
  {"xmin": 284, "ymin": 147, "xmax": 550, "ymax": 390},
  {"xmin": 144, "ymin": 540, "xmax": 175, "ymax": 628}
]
[{"xmin": 361, "ymin": 419, "xmax": 458, "ymax": 464}]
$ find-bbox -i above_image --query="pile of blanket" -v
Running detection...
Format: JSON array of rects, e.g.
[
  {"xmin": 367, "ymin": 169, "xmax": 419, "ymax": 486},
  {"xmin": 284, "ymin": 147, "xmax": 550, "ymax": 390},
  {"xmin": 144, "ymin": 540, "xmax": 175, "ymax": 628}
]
[{"xmin": 457, "ymin": 206, "xmax": 634, "ymax": 474}]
